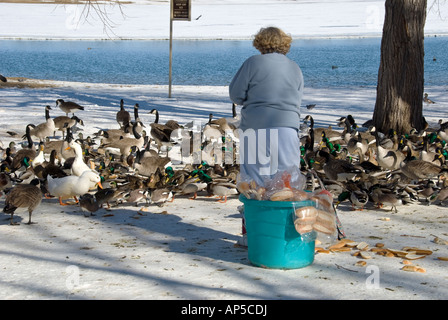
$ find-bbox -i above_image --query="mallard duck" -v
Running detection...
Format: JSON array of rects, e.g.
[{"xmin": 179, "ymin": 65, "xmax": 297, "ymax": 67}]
[
  {"xmin": 47, "ymin": 170, "xmax": 102, "ymax": 206},
  {"xmin": 35, "ymin": 149, "xmax": 67, "ymax": 179},
  {"xmin": 0, "ymin": 172, "xmax": 12, "ymax": 193},
  {"xmin": 149, "ymin": 188, "xmax": 173, "ymax": 206},
  {"xmin": 53, "ymin": 115, "xmax": 84, "ymax": 139},
  {"xmin": 94, "ymin": 181, "xmax": 118, "ymax": 209},
  {"xmin": 125, "ymin": 188, "xmax": 149, "ymax": 206},
  {"xmin": 116, "ymin": 99, "xmax": 131, "ymax": 129},
  {"xmin": 423, "ymin": 93, "xmax": 435, "ymax": 104},
  {"xmin": 3, "ymin": 178, "xmax": 42, "ymax": 225},
  {"xmin": 429, "ymin": 186, "xmax": 448, "ymax": 205},
  {"xmin": 78, "ymin": 193, "xmax": 100, "ymax": 216},
  {"xmin": 29, "ymin": 106, "xmax": 55, "ymax": 142},
  {"xmin": 417, "ymin": 180, "xmax": 437, "ymax": 202},
  {"xmin": 56, "ymin": 99, "xmax": 85, "ymax": 116},
  {"xmin": 350, "ymin": 189, "xmax": 369, "ymax": 210},
  {"xmin": 172, "ymin": 177, "xmax": 207, "ymax": 200},
  {"xmin": 370, "ymin": 187, "xmax": 402, "ymax": 213},
  {"xmin": 12, "ymin": 124, "xmax": 37, "ymax": 172},
  {"xmin": 207, "ymin": 180, "xmax": 238, "ymax": 203}
]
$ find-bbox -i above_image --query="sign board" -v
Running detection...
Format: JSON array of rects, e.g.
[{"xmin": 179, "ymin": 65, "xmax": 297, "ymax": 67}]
[
  {"xmin": 169, "ymin": 0, "xmax": 192, "ymax": 97},
  {"xmin": 172, "ymin": 0, "xmax": 191, "ymax": 21}
]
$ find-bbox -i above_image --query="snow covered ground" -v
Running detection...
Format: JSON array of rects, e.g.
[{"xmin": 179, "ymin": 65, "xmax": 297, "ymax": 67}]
[
  {"xmin": 1, "ymin": 0, "xmax": 448, "ymax": 301},
  {"xmin": 0, "ymin": 0, "xmax": 447, "ymax": 40}
]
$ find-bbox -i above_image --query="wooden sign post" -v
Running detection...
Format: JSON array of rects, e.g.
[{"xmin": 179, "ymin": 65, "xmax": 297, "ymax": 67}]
[{"xmin": 169, "ymin": 0, "xmax": 191, "ymax": 97}]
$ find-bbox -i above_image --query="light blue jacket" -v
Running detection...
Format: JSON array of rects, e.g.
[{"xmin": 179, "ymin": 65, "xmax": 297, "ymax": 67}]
[{"xmin": 229, "ymin": 52, "xmax": 303, "ymax": 130}]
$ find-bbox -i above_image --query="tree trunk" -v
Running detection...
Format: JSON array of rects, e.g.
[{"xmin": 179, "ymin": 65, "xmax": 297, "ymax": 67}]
[{"xmin": 373, "ymin": 0, "xmax": 427, "ymax": 135}]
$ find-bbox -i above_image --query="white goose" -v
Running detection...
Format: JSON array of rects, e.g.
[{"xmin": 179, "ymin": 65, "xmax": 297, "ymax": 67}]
[
  {"xmin": 47, "ymin": 170, "xmax": 102, "ymax": 206},
  {"xmin": 66, "ymin": 140, "xmax": 93, "ymax": 176}
]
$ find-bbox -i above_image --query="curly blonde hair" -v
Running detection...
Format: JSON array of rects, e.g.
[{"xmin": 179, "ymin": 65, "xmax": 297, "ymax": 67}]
[{"xmin": 252, "ymin": 27, "xmax": 292, "ymax": 55}]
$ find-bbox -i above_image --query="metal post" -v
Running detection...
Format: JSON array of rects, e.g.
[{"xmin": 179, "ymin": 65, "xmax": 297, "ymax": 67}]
[{"xmin": 169, "ymin": 0, "xmax": 173, "ymax": 98}]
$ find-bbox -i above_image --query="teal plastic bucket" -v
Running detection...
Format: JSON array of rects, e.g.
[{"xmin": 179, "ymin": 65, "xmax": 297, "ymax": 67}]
[{"xmin": 240, "ymin": 195, "xmax": 316, "ymax": 269}]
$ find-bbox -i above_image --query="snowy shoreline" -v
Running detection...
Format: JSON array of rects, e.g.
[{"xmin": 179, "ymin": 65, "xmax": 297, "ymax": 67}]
[
  {"xmin": 1, "ymin": 1, "xmax": 448, "ymax": 41},
  {"xmin": 1, "ymin": 0, "xmax": 448, "ymax": 301}
]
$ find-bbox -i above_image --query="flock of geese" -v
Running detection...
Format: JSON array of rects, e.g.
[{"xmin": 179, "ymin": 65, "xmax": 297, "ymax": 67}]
[
  {"xmin": 1, "ymin": 94, "xmax": 448, "ymax": 226},
  {"xmin": 0, "ymin": 98, "xmax": 241, "ymax": 225},
  {"xmin": 300, "ymin": 112, "xmax": 448, "ymax": 213}
]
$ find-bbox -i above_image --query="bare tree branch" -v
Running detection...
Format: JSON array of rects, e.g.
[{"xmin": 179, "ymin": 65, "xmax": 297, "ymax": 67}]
[{"xmin": 56, "ymin": 0, "xmax": 128, "ymax": 38}]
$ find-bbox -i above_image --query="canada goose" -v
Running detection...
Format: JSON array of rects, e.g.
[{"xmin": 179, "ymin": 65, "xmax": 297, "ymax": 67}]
[
  {"xmin": 29, "ymin": 105, "xmax": 55, "ymax": 142},
  {"xmin": 3, "ymin": 178, "xmax": 42, "ymax": 225},
  {"xmin": 78, "ymin": 193, "xmax": 100, "ymax": 216},
  {"xmin": 116, "ymin": 99, "xmax": 131, "ymax": 129},
  {"xmin": 148, "ymin": 109, "xmax": 175, "ymax": 154},
  {"xmin": 346, "ymin": 130, "xmax": 369, "ymax": 158},
  {"xmin": 96, "ymin": 127, "xmax": 132, "ymax": 146},
  {"xmin": 317, "ymin": 150, "xmax": 362, "ymax": 182},
  {"xmin": 53, "ymin": 115, "xmax": 84, "ymax": 139},
  {"xmin": 419, "ymin": 135, "xmax": 444, "ymax": 166},
  {"xmin": 130, "ymin": 103, "xmax": 142, "ymax": 127},
  {"xmin": 226, "ymin": 103, "xmax": 241, "ymax": 129},
  {"xmin": 47, "ymin": 170, "xmax": 102, "ymax": 206},
  {"xmin": 202, "ymin": 113, "xmax": 223, "ymax": 143},
  {"xmin": 133, "ymin": 149, "xmax": 171, "ymax": 178},
  {"xmin": 0, "ymin": 74, "xmax": 7, "ymax": 82},
  {"xmin": 56, "ymin": 99, "xmax": 85, "ymax": 116},
  {"xmin": 400, "ymin": 153, "xmax": 448, "ymax": 182},
  {"xmin": 372, "ymin": 129, "xmax": 406, "ymax": 171},
  {"xmin": 100, "ymin": 121, "xmax": 145, "ymax": 161},
  {"xmin": 437, "ymin": 119, "xmax": 448, "ymax": 142}
]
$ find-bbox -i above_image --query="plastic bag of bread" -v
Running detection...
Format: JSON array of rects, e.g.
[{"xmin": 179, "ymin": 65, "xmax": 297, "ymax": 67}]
[
  {"xmin": 293, "ymin": 190, "xmax": 338, "ymax": 243},
  {"xmin": 237, "ymin": 166, "xmax": 306, "ymax": 201}
]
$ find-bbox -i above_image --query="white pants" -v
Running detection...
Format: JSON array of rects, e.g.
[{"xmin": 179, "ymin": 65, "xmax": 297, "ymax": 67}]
[{"xmin": 238, "ymin": 127, "xmax": 301, "ymax": 186}]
